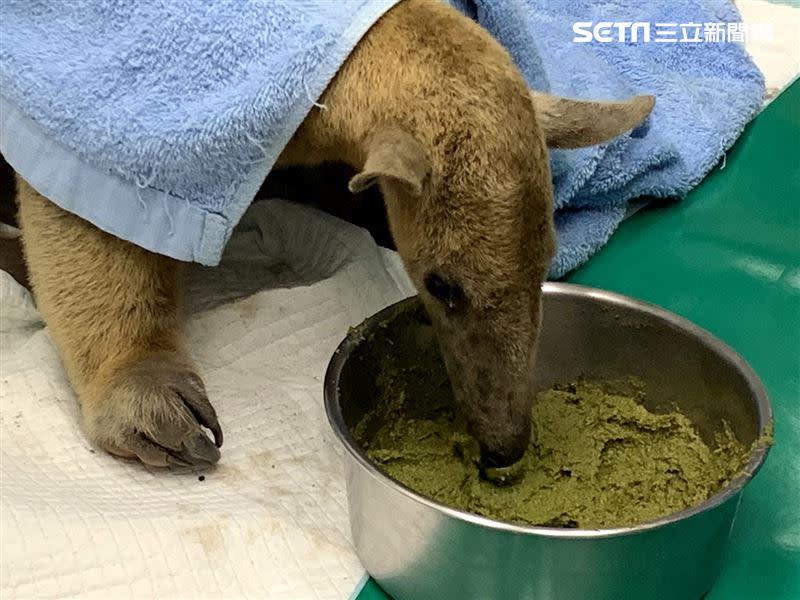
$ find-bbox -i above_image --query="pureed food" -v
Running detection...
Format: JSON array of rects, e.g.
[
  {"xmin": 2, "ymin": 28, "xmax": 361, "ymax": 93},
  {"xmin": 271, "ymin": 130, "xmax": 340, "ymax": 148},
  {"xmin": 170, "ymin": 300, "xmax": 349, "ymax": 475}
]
[{"xmin": 355, "ymin": 363, "xmax": 755, "ymax": 529}]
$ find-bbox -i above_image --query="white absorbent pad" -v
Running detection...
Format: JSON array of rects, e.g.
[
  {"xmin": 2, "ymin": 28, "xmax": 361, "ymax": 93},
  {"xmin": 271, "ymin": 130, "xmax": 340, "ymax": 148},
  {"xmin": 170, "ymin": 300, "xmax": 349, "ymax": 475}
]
[{"xmin": 0, "ymin": 199, "xmax": 415, "ymax": 599}]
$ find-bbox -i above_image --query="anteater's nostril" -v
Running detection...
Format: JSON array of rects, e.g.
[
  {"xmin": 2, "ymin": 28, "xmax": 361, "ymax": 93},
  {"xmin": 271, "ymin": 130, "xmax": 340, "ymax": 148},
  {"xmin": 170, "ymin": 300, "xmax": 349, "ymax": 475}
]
[
  {"xmin": 478, "ymin": 414, "xmax": 532, "ymax": 468},
  {"xmin": 479, "ymin": 441, "xmax": 527, "ymax": 469}
]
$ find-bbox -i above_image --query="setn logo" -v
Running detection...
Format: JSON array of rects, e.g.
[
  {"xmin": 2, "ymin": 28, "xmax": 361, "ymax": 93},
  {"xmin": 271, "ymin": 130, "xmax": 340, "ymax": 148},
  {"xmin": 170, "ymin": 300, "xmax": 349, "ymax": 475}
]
[{"xmin": 573, "ymin": 22, "xmax": 651, "ymax": 43}]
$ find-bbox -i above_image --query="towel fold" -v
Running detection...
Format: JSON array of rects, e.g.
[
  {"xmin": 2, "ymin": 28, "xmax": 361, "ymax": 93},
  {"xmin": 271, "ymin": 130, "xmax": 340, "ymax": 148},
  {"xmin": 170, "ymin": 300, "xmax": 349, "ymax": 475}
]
[
  {"xmin": 457, "ymin": 0, "xmax": 764, "ymax": 275},
  {"xmin": 0, "ymin": 0, "xmax": 764, "ymax": 277}
]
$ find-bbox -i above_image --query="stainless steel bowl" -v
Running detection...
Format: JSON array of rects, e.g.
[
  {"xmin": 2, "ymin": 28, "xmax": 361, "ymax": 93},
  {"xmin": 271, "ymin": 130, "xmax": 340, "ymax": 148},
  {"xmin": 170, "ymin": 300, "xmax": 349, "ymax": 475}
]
[{"xmin": 324, "ymin": 282, "xmax": 772, "ymax": 600}]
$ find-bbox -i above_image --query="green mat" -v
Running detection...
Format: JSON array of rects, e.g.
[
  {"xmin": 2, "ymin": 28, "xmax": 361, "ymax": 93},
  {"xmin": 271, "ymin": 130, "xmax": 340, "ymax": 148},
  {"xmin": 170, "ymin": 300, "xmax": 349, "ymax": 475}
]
[{"xmin": 357, "ymin": 80, "xmax": 800, "ymax": 600}]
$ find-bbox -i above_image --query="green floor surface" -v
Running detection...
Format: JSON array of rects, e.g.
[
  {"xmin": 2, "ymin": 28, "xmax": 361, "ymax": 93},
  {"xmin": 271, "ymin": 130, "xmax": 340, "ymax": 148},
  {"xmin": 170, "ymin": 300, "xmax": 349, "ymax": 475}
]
[{"xmin": 357, "ymin": 80, "xmax": 800, "ymax": 600}]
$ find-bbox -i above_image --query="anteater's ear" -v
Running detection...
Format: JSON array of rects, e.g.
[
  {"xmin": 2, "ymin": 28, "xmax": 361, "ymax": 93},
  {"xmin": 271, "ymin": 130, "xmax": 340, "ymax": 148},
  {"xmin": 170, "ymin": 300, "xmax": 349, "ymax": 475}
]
[
  {"xmin": 530, "ymin": 92, "xmax": 656, "ymax": 149},
  {"xmin": 349, "ymin": 129, "xmax": 431, "ymax": 196}
]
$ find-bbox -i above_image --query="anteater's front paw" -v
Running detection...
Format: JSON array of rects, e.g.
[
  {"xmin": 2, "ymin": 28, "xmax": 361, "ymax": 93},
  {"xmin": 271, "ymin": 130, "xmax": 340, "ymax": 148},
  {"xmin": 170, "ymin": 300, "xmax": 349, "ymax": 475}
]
[{"xmin": 83, "ymin": 355, "xmax": 223, "ymax": 469}]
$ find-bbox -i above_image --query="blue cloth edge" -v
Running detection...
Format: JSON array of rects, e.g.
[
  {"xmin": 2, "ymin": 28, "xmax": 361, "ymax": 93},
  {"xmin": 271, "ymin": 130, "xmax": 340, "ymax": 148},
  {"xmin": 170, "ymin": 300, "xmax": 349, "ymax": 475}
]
[
  {"xmin": 0, "ymin": 95, "xmax": 220, "ymax": 263},
  {"xmin": 0, "ymin": 0, "xmax": 401, "ymax": 266},
  {"xmin": 217, "ymin": 0, "xmax": 402, "ymax": 264}
]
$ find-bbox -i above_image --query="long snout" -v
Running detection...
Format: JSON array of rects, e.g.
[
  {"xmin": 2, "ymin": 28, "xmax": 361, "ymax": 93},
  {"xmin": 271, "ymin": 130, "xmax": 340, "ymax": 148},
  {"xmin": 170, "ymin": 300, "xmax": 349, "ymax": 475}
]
[
  {"xmin": 447, "ymin": 358, "xmax": 536, "ymax": 469},
  {"xmin": 423, "ymin": 293, "xmax": 544, "ymax": 470}
]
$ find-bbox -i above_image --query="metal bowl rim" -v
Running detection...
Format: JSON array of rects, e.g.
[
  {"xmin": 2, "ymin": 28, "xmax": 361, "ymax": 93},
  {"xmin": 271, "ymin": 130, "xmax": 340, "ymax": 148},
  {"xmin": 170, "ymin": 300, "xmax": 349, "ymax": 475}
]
[{"xmin": 324, "ymin": 282, "xmax": 773, "ymax": 540}]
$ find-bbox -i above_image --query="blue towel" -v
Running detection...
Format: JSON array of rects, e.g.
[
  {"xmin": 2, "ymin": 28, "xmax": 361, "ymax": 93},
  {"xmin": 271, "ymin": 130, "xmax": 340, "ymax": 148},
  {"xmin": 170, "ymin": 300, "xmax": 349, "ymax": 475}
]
[
  {"xmin": 453, "ymin": 0, "xmax": 764, "ymax": 276},
  {"xmin": 0, "ymin": 0, "xmax": 763, "ymax": 278}
]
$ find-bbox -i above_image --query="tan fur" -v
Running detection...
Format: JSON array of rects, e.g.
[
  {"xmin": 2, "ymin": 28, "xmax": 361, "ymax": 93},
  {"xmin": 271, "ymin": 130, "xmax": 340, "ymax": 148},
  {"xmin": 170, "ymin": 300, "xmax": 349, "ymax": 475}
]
[
  {"xmin": 530, "ymin": 92, "xmax": 656, "ymax": 149},
  {"xmin": 14, "ymin": 0, "xmax": 652, "ymax": 468},
  {"xmin": 16, "ymin": 179, "xmax": 222, "ymax": 466}
]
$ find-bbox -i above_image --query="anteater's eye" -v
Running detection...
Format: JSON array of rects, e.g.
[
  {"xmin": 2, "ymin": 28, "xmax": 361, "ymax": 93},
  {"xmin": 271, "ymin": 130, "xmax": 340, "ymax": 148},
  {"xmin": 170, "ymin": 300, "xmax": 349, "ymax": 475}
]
[{"xmin": 423, "ymin": 272, "xmax": 465, "ymax": 310}]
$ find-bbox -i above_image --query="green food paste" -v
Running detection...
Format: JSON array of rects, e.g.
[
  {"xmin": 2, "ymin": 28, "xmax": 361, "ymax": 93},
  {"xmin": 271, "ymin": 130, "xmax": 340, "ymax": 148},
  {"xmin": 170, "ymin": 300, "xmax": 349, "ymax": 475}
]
[{"xmin": 358, "ymin": 380, "xmax": 754, "ymax": 529}]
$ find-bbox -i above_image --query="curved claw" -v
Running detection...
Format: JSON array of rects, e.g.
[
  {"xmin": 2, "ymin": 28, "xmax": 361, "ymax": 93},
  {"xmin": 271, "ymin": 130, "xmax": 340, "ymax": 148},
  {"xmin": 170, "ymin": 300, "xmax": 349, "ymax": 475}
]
[
  {"xmin": 90, "ymin": 357, "xmax": 224, "ymax": 470},
  {"xmin": 170, "ymin": 373, "xmax": 223, "ymax": 448},
  {"xmin": 180, "ymin": 432, "xmax": 221, "ymax": 465}
]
